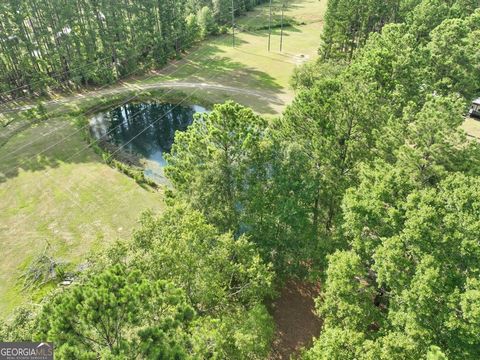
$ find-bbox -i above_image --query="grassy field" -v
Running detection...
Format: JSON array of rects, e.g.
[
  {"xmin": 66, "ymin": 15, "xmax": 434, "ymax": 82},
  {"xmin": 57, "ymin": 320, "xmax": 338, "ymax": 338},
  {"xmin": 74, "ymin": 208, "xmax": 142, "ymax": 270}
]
[
  {"xmin": 0, "ymin": 117, "xmax": 164, "ymax": 315},
  {"xmin": 0, "ymin": 0, "xmax": 326, "ymax": 317},
  {"xmin": 463, "ymin": 117, "xmax": 480, "ymax": 140}
]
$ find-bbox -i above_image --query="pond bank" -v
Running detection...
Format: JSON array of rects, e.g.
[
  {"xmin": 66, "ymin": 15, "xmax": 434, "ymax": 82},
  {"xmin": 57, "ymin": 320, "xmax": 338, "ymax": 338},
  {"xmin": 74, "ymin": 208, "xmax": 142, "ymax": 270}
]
[{"xmin": 88, "ymin": 100, "xmax": 208, "ymax": 186}]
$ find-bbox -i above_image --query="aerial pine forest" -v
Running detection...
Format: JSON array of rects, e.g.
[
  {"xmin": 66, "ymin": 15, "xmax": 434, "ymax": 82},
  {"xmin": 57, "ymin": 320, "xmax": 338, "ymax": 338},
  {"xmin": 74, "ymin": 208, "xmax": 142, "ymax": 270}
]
[{"xmin": 0, "ymin": 0, "xmax": 480, "ymax": 359}]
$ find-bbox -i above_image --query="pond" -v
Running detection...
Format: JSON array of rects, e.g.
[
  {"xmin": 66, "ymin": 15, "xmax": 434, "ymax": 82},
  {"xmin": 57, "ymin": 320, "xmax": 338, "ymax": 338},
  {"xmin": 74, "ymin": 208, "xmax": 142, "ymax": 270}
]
[{"xmin": 89, "ymin": 102, "xmax": 207, "ymax": 183}]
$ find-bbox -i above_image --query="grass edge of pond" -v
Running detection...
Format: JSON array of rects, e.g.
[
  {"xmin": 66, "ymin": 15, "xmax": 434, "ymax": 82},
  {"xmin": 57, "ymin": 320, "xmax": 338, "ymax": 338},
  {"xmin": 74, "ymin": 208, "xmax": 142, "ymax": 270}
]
[{"xmin": 76, "ymin": 89, "xmax": 213, "ymax": 190}]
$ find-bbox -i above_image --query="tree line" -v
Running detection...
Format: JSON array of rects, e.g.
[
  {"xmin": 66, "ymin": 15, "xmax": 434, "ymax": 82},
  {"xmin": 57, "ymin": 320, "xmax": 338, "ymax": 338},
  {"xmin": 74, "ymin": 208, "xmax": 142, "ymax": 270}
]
[
  {"xmin": 320, "ymin": 0, "xmax": 480, "ymax": 61},
  {"xmin": 0, "ymin": 0, "xmax": 267, "ymax": 101}
]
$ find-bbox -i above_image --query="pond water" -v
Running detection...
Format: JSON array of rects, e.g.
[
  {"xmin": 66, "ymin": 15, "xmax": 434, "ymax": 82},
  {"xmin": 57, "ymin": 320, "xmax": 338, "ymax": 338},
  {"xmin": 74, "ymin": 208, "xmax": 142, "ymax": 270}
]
[{"xmin": 89, "ymin": 102, "xmax": 207, "ymax": 183}]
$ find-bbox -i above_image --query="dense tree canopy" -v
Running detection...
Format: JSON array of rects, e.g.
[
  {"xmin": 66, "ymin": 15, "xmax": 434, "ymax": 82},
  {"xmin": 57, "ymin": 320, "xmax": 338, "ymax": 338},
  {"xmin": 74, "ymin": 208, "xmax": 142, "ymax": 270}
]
[
  {"xmin": 320, "ymin": 0, "xmax": 480, "ymax": 61},
  {"xmin": 37, "ymin": 265, "xmax": 195, "ymax": 359},
  {"xmin": 300, "ymin": 2, "xmax": 480, "ymax": 358},
  {"xmin": 320, "ymin": 0, "xmax": 422, "ymax": 60},
  {"xmin": 0, "ymin": 0, "xmax": 268, "ymax": 100},
  {"xmin": 164, "ymin": 1, "xmax": 480, "ymax": 357},
  {"xmin": 1, "ymin": 203, "xmax": 274, "ymax": 359}
]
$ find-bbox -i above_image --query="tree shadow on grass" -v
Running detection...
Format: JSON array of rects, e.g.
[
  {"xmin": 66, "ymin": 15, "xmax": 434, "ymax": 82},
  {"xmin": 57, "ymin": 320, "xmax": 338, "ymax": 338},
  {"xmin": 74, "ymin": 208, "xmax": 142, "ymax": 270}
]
[
  {"xmin": 0, "ymin": 118, "xmax": 99, "ymax": 184},
  {"xmin": 157, "ymin": 40, "xmax": 287, "ymax": 112},
  {"xmin": 179, "ymin": 41, "xmax": 284, "ymax": 90}
]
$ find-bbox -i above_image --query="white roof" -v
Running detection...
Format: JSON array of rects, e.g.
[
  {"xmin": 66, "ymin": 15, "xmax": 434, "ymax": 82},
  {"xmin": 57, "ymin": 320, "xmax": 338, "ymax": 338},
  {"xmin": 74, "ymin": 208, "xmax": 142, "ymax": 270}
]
[{"xmin": 474, "ymin": 98, "xmax": 480, "ymax": 105}]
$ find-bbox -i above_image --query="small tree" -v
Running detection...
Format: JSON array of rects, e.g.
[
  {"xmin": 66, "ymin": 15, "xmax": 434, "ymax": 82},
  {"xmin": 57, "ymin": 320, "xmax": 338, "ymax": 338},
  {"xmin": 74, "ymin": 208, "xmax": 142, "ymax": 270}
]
[
  {"xmin": 37, "ymin": 265, "xmax": 194, "ymax": 359},
  {"xmin": 197, "ymin": 6, "xmax": 218, "ymax": 39},
  {"xmin": 185, "ymin": 14, "xmax": 201, "ymax": 46}
]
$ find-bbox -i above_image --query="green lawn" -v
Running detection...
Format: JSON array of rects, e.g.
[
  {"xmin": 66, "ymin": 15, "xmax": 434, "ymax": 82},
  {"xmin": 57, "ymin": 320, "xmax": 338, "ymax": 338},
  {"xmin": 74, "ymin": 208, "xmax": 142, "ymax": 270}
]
[
  {"xmin": 463, "ymin": 117, "xmax": 480, "ymax": 140},
  {"xmin": 0, "ymin": 118, "xmax": 163, "ymax": 316},
  {"xmin": 0, "ymin": 0, "xmax": 326, "ymax": 317}
]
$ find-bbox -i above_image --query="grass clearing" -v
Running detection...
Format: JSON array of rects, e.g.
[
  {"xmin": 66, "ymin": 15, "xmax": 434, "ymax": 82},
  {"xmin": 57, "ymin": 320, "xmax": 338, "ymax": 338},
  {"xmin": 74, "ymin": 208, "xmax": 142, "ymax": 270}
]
[
  {"xmin": 0, "ymin": 118, "xmax": 163, "ymax": 315},
  {"xmin": 463, "ymin": 117, "xmax": 480, "ymax": 140},
  {"xmin": 0, "ymin": 0, "xmax": 326, "ymax": 317}
]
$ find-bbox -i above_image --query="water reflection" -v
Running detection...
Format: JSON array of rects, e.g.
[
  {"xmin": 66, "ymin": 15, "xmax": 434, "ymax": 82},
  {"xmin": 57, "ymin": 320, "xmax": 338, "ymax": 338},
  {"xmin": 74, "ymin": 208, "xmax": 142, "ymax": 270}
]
[{"xmin": 90, "ymin": 102, "xmax": 207, "ymax": 182}]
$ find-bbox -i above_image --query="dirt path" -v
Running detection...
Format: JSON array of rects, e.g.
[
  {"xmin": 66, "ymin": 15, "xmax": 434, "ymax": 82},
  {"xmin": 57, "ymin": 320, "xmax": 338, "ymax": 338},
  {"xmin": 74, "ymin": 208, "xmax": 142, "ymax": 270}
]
[
  {"xmin": 269, "ymin": 281, "xmax": 322, "ymax": 359},
  {"xmin": 6, "ymin": 81, "xmax": 282, "ymax": 112}
]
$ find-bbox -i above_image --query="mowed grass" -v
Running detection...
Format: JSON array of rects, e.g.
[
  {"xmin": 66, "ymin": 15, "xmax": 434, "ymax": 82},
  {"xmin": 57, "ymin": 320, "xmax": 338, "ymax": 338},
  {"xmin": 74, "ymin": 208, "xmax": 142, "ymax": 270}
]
[
  {"xmin": 463, "ymin": 117, "xmax": 480, "ymax": 140},
  {"xmin": 0, "ymin": 0, "xmax": 326, "ymax": 317},
  {"xmin": 0, "ymin": 118, "xmax": 163, "ymax": 316}
]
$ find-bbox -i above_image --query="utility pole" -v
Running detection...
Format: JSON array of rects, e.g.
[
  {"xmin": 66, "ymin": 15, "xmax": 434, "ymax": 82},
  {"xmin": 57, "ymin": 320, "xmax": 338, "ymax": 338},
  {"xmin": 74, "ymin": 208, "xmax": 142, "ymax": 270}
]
[
  {"xmin": 232, "ymin": 0, "xmax": 235, "ymax": 47},
  {"xmin": 279, "ymin": 1, "xmax": 285, "ymax": 52},
  {"xmin": 173, "ymin": 0, "xmax": 179, "ymax": 56},
  {"xmin": 268, "ymin": 0, "xmax": 272, "ymax": 51}
]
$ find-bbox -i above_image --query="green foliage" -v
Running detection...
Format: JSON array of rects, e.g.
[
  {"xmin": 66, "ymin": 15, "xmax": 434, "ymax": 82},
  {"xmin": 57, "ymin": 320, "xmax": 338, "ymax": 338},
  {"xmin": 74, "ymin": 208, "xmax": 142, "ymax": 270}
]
[
  {"xmin": 19, "ymin": 244, "xmax": 71, "ymax": 290},
  {"xmin": 290, "ymin": 60, "xmax": 344, "ymax": 90},
  {"xmin": 303, "ymin": 2, "xmax": 480, "ymax": 358},
  {"xmin": 82, "ymin": 201, "xmax": 275, "ymax": 358},
  {"xmin": 90, "ymin": 137, "xmax": 158, "ymax": 189},
  {"xmin": 190, "ymin": 304, "xmax": 274, "ymax": 359},
  {"xmin": 110, "ymin": 159, "xmax": 157, "ymax": 188},
  {"xmin": 21, "ymin": 103, "xmax": 49, "ymax": 123},
  {"xmin": 131, "ymin": 203, "xmax": 274, "ymax": 311},
  {"xmin": 197, "ymin": 6, "xmax": 218, "ymax": 38},
  {"xmin": 165, "ymin": 100, "xmax": 327, "ymax": 274},
  {"xmin": 0, "ymin": 306, "xmax": 38, "ymax": 342},
  {"xmin": 313, "ymin": 150, "xmax": 480, "ymax": 358},
  {"xmin": 166, "ymin": 101, "xmax": 267, "ymax": 233},
  {"xmin": 317, "ymin": 251, "xmax": 380, "ymax": 331},
  {"xmin": 310, "ymin": 172, "xmax": 480, "ymax": 358},
  {"xmin": 320, "ymin": 0, "xmax": 422, "ymax": 60},
  {"xmin": 4, "ymin": 1, "xmax": 480, "ymax": 358},
  {"xmin": 185, "ymin": 14, "xmax": 201, "ymax": 46},
  {"xmin": 427, "ymin": 13, "xmax": 480, "ymax": 98},
  {"xmin": 278, "ymin": 73, "xmax": 390, "ymax": 260},
  {"xmin": 303, "ymin": 328, "xmax": 365, "ymax": 360},
  {"xmin": 37, "ymin": 265, "xmax": 194, "ymax": 359}
]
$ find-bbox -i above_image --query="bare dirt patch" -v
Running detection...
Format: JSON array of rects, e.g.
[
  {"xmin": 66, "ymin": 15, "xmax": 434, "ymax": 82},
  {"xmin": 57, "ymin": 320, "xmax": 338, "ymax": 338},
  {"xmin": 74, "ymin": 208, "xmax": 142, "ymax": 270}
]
[{"xmin": 268, "ymin": 281, "xmax": 322, "ymax": 359}]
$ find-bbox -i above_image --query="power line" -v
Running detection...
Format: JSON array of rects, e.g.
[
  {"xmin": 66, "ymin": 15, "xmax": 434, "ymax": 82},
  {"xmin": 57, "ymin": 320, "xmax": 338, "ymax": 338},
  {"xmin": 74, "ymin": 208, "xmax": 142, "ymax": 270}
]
[
  {"xmin": 3, "ymin": 54, "xmax": 220, "ymax": 233},
  {"xmin": 2, "ymin": 27, "xmax": 297, "ymax": 253},
  {"xmin": 0, "ymin": 25, "xmax": 240, "ymax": 161},
  {"xmin": 1, "ymin": 3, "xmax": 297, "ymax": 241},
  {"xmin": 3, "ymin": 50, "xmax": 283, "ymax": 239},
  {"xmin": 1, "ymin": 4, "xmax": 292, "ymax": 174},
  {"xmin": 3, "ymin": 27, "xmax": 251, "ymax": 174},
  {"xmin": 3, "ymin": 32, "xmax": 263, "ymax": 187},
  {"xmin": 268, "ymin": 0, "xmax": 273, "ymax": 52}
]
